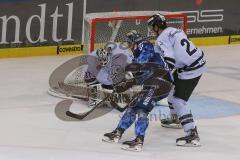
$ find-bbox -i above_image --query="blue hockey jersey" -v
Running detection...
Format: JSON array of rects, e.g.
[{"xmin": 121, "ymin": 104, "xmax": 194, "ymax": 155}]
[
  {"xmin": 133, "ymin": 40, "xmax": 166, "ymax": 68},
  {"xmin": 131, "ymin": 39, "xmax": 173, "ymax": 85}
]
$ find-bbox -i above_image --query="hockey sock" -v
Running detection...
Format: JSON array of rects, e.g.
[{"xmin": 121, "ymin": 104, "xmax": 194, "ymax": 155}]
[
  {"xmin": 117, "ymin": 108, "xmax": 137, "ymax": 130},
  {"xmin": 135, "ymin": 110, "xmax": 149, "ymax": 136},
  {"xmin": 167, "ymin": 86, "xmax": 177, "ymax": 115},
  {"xmin": 172, "ymin": 97, "xmax": 195, "ymax": 133}
]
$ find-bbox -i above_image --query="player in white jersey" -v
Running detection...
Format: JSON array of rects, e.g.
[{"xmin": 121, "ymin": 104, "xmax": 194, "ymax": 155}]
[
  {"xmin": 84, "ymin": 43, "xmax": 133, "ymax": 107},
  {"xmin": 147, "ymin": 14, "xmax": 207, "ymax": 147}
]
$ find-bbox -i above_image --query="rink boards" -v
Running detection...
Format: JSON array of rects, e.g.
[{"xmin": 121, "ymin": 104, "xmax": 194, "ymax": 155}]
[{"xmin": 1, "ymin": 35, "xmax": 240, "ymax": 58}]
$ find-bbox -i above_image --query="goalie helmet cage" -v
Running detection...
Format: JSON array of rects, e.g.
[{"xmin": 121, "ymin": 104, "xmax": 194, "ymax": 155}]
[{"xmin": 83, "ymin": 11, "xmax": 187, "ymax": 53}]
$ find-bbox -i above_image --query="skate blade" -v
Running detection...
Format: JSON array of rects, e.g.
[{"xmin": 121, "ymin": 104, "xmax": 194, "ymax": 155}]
[
  {"xmin": 176, "ymin": 140, "xmax": 201, "ymax": 147},
  {"xmin": 161, "ymin": 123, "xmax": 182, "ymax": 129},
  {"xmin": 121, "ymin": 144, "xmax": 142, "ymax": 152},
  {"xmin": 102, "ymin": 137, "xmax": 119, "ymax": 143}
]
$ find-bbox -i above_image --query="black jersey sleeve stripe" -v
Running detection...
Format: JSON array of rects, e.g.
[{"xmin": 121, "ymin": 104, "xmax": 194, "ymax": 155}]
[
  {"xmin": 164, "ymin": 57, "xmax": 176, "ymax": 64},
  {"xmin": 166, "ymin": 62, "xmax": 174, "ymax": 70}
]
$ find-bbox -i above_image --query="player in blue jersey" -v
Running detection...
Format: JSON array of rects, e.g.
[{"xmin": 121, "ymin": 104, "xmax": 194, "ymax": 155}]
[
  {"xmin": 102, "ymin": 30, "xmax": 172, "ymax": 151},
  {"xmin": 129, "ymin": 31, "xmax": 166, "ymax": 66}
]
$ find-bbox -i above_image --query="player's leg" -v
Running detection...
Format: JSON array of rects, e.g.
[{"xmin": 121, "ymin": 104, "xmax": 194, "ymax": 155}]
[
  {"xmin": 121, "ymin": 88, "xmax": 156, "ymax": 151},
  {"xmin": 102, "ymin": 107, "xmax": 137, "ymax": 143},
  {"xmin": 161, "ymin": 86, "xmax": 182, "ymax": 129},
  {"xmin": 173, "ymin": 75, "xmax": 202, "ymax": 147},
  {"xmin": 161, "ymin": 70, "xmax": 182, "ymax": 128},
  {"xmin": 121, "ymin": 108, "xmax": 150, "ymax": 151}
]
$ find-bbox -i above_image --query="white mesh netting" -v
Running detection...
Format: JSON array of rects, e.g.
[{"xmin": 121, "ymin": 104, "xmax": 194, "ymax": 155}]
[{"xmin": 83, "ymin": 11, "xmax": 186, "ymax": 53}]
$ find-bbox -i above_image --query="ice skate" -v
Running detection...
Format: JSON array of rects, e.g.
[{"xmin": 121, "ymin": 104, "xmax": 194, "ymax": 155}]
[
  {"xmin": 176, "ymin": 127, "xmax": 201, "ymax": 147},
  {"xmin": 102, "ymin": 128, "xmax": 124, "ymax": 143},
  {"xmin": 161, "ymin": 114, "xmax": 182, "ymax": 129},
  {"xmin": 121, "ymin": 135, "xmax": 144, "ymax": 152}
]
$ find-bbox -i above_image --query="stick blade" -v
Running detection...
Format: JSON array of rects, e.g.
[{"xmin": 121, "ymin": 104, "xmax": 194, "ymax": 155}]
[
  {"xmin": 55, "ymin": 99, "xmax": 79, "ymax": 121},
  {"xmin": 65, "ymin": 98, "xmax": 113, "ymax": 121}
]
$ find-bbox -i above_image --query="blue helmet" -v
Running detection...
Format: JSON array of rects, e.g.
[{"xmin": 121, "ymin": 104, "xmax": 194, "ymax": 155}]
[{"xmin": 126, "ymin": 30, "xmax": 142, "ymax": 44}]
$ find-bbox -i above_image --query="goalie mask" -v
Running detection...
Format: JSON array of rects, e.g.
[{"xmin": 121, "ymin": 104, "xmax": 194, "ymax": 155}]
[{"xmin": 96, "ymin": 48, "xmax": 111, "ymax": 66}]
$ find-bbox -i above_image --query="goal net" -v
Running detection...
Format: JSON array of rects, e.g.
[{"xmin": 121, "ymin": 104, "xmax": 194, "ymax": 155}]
[
  {"xmin": 48, "ymin": 11, "xmax": 187, "ymax": 100},
  {"xmin": 83, "ymin": 11, "xmax": 187, "ymax": 53}
]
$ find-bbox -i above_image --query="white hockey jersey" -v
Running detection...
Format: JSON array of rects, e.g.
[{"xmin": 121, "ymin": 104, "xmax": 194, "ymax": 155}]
[
  {"xmin": 87, "ymin": 43, "xmax": 133, "ymax": 85},
  {"xmin": 154, "ymin": 27, "xmax": 207, "ymax": 79}
]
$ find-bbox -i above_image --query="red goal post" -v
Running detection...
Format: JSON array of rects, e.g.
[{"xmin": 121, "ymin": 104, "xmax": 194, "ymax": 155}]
[{"xmin": 83, "ymin": 11, "xmax": 187, "ymax": 53}]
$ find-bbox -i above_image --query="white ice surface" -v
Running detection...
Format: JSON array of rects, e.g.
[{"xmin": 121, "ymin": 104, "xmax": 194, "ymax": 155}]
[{"xmin": 0, "ymin": 45, "xmax": 240, "ymax": 160}]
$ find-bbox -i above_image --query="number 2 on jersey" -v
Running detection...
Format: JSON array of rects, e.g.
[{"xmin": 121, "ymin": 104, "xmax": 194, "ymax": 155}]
[{"xmin": 180, "ymin": 39, "xmax": 197, "ymax": 56}]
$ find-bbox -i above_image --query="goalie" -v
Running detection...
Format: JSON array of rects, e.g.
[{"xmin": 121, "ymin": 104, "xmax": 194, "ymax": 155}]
[{"xmin": 84, "ymin": 43, "xmax": 133, "ymax": 107}]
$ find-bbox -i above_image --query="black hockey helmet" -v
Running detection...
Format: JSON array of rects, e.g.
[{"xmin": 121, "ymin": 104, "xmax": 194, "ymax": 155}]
[{"xmin": 147, "ymin": 13, "xmax": 167, "ymax": 30}]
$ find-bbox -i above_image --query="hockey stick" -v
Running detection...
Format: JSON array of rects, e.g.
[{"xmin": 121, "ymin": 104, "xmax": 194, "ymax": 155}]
[
  {"xmin": 109, "ymin": 90, "xmax": 142, "ymax": 112},
  {"xmin": 64, "ymin": 89, "xmax": 138, "ymax": 120},
  {"xmin": 61, "ymin": 79, "xmax": 170, "ymax": 121},
  {"xmin": 57, "ymin": 79, "xmax": 142, "ymax": 104},
  {"xmin": 65, "ymin": 95, "xmax": 113, "ymax": 121}
]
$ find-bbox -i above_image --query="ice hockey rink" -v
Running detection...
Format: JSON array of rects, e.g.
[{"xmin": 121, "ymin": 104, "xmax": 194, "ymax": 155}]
[{"xmin": 0, "ymin": 45, "xmax": 240, "ymax": 160}]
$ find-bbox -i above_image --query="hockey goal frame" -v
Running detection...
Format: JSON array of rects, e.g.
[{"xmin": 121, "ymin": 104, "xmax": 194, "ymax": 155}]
[{"xmin": 89, "ymin": 13, "xmax": 187, "ymax": 52}]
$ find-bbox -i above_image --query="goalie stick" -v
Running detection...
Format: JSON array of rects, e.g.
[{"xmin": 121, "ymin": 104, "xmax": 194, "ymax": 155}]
[
  {"xmin": 57, "ymin": 81, "xmax": 139, "ymax": 103},
  {"xmin": 62, "ymin": 88, "xmax": 143, "ymax": 121},
  {"xmin": 54, "ymin": 77, "xmax": 141, "ymax": 121},
  {"xmin": 64, "ymin": 91, "xmax": 137, "ymax": 120}
]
